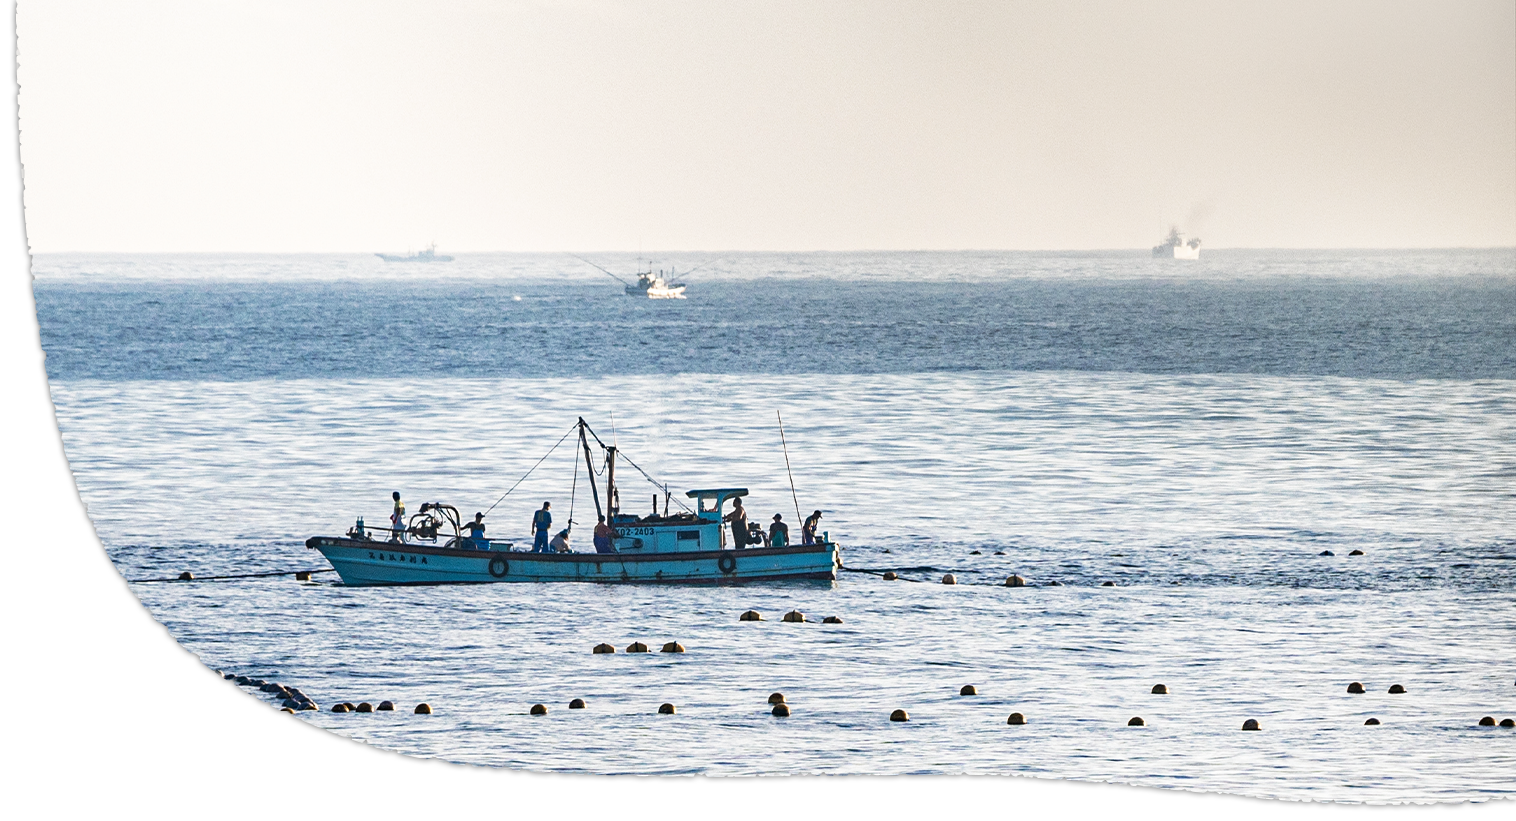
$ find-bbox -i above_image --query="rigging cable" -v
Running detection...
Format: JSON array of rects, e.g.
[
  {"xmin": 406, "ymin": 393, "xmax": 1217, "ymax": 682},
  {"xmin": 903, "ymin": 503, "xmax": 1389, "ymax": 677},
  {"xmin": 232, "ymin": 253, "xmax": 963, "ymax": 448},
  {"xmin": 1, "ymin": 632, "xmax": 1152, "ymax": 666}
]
[
  {"xmin": 567, "ymin": 440, "xmax": 579, "ymax": 532},
  {"xmin": 482, "ymin": 424, "xmax": 579, "ymax": 517},
  {"xmin": 576, "ymin": 418, "xmax": 691, "ymax": 513},
  {"xmin": 568, "ymin": 253, "xmax": 633, "ymax": 286},
  {"xmin": 616, "ymin": 451, "xmax": 694, "ymax": 513}
]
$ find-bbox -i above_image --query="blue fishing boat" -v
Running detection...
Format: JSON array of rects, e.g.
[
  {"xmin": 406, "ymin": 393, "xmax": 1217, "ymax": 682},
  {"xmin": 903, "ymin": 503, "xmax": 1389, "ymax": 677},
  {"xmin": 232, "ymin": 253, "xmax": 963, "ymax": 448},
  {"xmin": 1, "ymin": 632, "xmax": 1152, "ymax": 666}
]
[{"xmin": 306, "ymin": 419, "xmax": 839, "ymax": 585}]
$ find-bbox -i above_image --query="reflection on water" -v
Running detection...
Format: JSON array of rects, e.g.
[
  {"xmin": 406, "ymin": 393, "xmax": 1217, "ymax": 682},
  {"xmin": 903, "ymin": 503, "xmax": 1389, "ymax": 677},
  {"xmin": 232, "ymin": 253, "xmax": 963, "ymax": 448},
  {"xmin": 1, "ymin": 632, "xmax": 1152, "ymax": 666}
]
[{"xmin": 52, "ymin": 372, "xmax": 1516, "ymax": 800}]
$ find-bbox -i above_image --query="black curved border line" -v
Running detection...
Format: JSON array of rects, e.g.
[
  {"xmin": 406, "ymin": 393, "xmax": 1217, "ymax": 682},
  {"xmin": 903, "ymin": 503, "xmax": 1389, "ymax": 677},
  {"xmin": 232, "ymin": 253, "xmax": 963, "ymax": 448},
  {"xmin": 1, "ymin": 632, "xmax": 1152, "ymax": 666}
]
[{"xmin": 8, "ymin": 4, "xmax": 1503, "ymax": 817}]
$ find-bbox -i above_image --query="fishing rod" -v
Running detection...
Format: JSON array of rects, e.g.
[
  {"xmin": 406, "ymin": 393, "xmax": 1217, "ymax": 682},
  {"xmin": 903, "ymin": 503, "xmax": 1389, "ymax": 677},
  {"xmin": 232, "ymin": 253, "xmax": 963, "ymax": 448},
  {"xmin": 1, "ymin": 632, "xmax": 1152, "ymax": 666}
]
[
  {"xmin": 568, "ymin": 253, "xmax": 633, "ymax": 286},
  {"xmin": 777, "ymin": 411, "xmax": 802, "ymax": 525},
  {"xmin": 667, "ymin": 257, "xmax": 723, "ymax": 283}
]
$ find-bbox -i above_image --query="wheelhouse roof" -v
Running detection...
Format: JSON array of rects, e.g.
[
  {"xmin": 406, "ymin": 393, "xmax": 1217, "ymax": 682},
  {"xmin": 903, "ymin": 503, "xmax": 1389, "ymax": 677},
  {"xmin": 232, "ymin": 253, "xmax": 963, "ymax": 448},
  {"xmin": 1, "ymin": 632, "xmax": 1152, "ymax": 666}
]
[{"xmin": 686, "ymin": 488, "xmax": 749, "ymax": 498}]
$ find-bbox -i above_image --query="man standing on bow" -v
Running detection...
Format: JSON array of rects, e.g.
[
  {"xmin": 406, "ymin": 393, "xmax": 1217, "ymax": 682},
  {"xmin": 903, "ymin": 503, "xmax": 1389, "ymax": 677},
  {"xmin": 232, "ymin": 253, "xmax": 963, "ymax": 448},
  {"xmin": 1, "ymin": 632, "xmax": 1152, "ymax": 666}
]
[{"xmin": 390, "ymin": 491, "xmax": 406, "ymax": 543}]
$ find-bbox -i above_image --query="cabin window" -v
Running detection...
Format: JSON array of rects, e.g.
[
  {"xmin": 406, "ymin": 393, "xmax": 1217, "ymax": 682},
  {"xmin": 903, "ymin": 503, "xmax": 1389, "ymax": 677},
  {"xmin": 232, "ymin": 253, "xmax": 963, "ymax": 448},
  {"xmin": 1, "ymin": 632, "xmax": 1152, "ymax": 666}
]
[
  {"xmin": 700, "ymin": 497, "xmax": 719, "ymax": 513},
  {"xmin": 677, "ymin": 531, "xmax": 700, "ymax": 541}
]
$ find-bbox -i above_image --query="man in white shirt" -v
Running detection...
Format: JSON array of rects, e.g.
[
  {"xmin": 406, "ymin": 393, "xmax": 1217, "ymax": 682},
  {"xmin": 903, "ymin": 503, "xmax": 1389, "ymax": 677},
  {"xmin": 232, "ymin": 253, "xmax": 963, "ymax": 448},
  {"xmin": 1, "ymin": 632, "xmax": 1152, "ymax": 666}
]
[{"xmin": 549, "ymin": 529, "xmax": 572, "ymax": 553}]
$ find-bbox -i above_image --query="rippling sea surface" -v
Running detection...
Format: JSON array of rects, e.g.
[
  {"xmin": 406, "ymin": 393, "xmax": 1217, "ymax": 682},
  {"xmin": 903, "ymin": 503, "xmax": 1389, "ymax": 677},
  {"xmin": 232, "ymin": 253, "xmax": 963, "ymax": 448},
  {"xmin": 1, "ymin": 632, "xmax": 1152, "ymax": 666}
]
[{"xmin": 34, "ymin": 250, "xmax": 1516, "ymax": 801}]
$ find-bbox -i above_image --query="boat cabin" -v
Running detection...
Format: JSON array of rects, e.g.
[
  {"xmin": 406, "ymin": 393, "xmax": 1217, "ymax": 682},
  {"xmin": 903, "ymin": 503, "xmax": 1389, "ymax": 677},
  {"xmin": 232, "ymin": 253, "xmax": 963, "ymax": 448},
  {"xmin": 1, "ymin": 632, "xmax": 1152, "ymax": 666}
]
[{"xmin": 607, "ymin": 488, "xmax": 747, "ymax": 553}]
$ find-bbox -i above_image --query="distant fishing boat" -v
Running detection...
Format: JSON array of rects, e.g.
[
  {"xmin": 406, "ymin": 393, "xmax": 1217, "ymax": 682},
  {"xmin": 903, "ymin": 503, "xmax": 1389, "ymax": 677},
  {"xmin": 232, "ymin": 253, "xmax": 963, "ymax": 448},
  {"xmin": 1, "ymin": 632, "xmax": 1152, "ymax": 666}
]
[
  {"xmin": 571, "ymin": 254, "xmax": 721, "ymax": 298},
  {"xmin": 1152, "ymin": 227, "xmax": 1201, "ymax": 259},
  {"xmin": 376, "ymin": 243, "xmax": 454, "ymax": 262},
  {"xmin": 624, "ymin": 266, "xmax": 687, "ymax": 299},
  {"xmin": 306, "ymin": 418, "xmax": 839, "ymax": 585}
]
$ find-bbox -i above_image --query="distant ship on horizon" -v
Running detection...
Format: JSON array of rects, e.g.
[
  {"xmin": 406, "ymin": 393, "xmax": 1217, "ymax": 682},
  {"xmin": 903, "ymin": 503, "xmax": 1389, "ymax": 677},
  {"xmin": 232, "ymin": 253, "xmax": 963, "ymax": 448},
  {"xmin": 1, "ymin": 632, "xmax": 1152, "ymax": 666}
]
[
  {"xmin": 1152, "ymin": 227, "xmax": 1201, "ymax": 259},
  {"xmin": 624, "ymin": 266, "xmax": 688, "ymax": 299},
  {"xmin": 376, "ymin": 243, "xmax": 454, "ymax": 263}
]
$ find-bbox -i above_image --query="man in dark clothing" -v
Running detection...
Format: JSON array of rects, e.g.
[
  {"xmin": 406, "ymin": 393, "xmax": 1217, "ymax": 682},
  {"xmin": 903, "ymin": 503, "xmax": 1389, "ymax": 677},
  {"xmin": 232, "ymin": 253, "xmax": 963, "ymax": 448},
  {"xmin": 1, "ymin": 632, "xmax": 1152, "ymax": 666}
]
[
  {"xmin": 802, "ymin": 510, "xmax": 823, "ymax": 545},
  {"xmin": 532, "ymin": 502, "xmax": 552, "ymax": 553},
  {"xmin": 723, "ymin": 496, "xmax": 749, "ymax": 548}
]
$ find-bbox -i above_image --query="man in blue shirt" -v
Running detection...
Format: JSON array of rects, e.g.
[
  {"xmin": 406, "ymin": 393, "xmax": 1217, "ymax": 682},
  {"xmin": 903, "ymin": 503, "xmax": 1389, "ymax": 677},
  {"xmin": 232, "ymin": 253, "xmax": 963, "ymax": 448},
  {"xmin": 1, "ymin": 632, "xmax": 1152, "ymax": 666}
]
[
  {"xmin": 462, "ymin": 512, "xmax": 488, "ymax": 550},
  {"xmin": 532, "ymin": 502, "xmax": 552, "ymax": 553}
]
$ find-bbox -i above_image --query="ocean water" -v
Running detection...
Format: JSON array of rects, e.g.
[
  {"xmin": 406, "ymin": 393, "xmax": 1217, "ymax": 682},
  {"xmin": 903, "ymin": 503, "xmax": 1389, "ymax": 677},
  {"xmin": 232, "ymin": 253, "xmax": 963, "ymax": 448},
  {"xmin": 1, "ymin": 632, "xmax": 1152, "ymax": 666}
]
[{"xmin": 34, "ymin": 250, "xmax": 1516, "ymax": 801}]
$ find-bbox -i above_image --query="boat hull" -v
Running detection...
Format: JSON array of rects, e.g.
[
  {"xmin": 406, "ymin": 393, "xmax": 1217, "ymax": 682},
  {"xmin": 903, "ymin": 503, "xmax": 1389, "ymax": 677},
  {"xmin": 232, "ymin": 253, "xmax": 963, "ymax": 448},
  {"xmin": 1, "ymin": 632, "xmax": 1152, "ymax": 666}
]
[
  {"xmin": 375, "ymin": 254, "xmax": 454, "ymax": 262},
  {"xmin": 305, "ymin": 536, "xmax": 839, "ymax": 586},
  {"xmin": 625, "ymin": 285, "xmax": 686, "ymax": 299},
  {"xmin": 1152, "ymin": 244, "xmax": 1200, "ymax": 259}
]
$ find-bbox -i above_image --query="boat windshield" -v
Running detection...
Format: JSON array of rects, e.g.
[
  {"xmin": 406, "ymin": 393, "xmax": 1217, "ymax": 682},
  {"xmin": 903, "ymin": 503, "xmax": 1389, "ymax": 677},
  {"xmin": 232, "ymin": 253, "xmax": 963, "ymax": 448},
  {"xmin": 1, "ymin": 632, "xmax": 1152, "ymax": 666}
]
[{"xmin": 687, "ymin": 488, "xmax": 749, "ymax": 520}]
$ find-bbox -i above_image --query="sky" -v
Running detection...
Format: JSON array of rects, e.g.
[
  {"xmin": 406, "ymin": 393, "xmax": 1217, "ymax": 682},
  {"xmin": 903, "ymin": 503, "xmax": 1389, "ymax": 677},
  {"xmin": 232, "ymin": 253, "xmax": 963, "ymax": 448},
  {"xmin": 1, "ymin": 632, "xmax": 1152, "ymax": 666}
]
[{"xmin": 16, "ymin": 0, "xmax": 1516, "ymax": 252}]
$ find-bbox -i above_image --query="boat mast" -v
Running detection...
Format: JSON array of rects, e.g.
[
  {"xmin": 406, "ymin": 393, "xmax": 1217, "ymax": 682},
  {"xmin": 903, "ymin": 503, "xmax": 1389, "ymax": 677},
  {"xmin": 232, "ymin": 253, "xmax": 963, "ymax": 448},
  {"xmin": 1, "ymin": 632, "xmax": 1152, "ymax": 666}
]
[
  {"xmin": 577, "ymin": 418, "xmax": 604, "ymax": 523},
  {"xmin": 606, "ymin": 445, "xmax": 618, "ymax": 518}
]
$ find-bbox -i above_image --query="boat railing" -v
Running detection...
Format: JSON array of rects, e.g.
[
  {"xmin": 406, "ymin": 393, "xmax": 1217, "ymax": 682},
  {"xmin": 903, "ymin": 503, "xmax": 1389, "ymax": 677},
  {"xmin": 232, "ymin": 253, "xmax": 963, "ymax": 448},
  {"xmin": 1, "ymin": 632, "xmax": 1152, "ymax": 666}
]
[
  {"xmin": 342, "ymin": 525, "xmax": 514, "ymax": 551},
  {"xmin": 346, "ymin": 524, "xmax": 413, "ymax": 540}
]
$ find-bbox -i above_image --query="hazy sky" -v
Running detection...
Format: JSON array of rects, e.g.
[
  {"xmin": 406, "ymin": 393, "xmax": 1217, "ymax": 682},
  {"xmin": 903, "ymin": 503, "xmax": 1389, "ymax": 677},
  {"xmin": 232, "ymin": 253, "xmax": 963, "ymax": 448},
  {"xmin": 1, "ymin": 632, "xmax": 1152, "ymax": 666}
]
[{"xmin": 17, "ymin": 0, "xmax": 1516, "ymax": 252}]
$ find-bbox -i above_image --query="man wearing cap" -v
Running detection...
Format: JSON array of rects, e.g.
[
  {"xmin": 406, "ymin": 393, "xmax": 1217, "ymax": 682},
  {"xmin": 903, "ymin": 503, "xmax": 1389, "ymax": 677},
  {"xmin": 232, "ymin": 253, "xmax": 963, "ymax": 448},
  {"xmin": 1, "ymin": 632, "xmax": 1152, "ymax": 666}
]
[
  {"xmin": 531, "ymin": 502, "xmax": 553, "ymax": 553},
  {"xmin": 802, "ymin": 510, "xmax": 823, "ymax": 545}
]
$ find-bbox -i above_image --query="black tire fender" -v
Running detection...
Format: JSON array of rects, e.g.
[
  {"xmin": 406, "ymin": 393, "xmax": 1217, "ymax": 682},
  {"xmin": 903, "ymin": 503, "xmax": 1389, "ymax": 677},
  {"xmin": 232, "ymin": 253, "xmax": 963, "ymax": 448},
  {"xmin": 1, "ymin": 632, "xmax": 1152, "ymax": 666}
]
[
  {"xmin": 718, "ymin": 553, "xmax": 737, "ymax": 575},
  {"xmin": 488, "ymin": 555, "xmax": 509, "ymax": 578}
]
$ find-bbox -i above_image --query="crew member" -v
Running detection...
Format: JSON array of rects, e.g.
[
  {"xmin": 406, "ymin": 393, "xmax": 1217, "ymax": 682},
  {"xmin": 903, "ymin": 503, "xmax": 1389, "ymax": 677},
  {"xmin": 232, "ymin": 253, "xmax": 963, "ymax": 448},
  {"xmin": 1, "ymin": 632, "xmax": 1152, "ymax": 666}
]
[
  {"xmin": 724, "ymin": 497, "xmax": 749, "ymax": 548},
  {"xmin": 463, "ymin": 512, "xmax": 487, "ymax": 550},
  {"xmin": 593, "ymin": 515, "xmax": 615, "ymax": 554},
  {"xmin": 769, "ymin": 514, "xmax": 789, "ymax": 548},
  {"xmin": 549, "ymin": 529, "xmax": 572, "ymax": 553},
  {"xmin": 390, "ymin": 491, "xmax": 406, "ymax": 543},
  {"xmin": 531, "ymin": 502, "xmax": 553, "ymax": 553},
  {"xmin": 802, "ymin": 510, "xmax": 823, "ymax": 545}
]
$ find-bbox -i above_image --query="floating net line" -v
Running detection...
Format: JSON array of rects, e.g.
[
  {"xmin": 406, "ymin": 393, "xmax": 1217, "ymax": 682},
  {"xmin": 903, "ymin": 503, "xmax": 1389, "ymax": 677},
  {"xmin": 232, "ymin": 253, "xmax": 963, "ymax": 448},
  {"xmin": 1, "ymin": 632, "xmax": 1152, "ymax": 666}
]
[{"xmin": 8, "ymin": 11, "xmax": 1503, "ymax": 811}]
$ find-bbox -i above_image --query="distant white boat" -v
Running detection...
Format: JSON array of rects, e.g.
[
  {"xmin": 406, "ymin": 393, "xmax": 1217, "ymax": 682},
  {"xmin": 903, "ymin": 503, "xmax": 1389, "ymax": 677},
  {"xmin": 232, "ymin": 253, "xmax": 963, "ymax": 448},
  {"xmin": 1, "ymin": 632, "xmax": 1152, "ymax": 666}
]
[
  {"xmin": 1152, "ymin": 227, "xmax": 1200, "ymax": 259},
  {"xmin": 376, "ymin": 243, "xmax": 454, "ymax": 263},
  {"xmin": 624, "ymin": 266, "xmax": 687, "ymax": 299},
  {"xmin": 573, "ymin": 254, "xmax": 712, "ymax": 299}
]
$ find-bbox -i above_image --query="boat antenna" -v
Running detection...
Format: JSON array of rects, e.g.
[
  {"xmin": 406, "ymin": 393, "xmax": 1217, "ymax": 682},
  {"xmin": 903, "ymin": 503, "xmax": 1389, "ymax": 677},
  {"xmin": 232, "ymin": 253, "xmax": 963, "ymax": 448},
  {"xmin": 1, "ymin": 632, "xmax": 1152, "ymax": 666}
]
[
  {"xmin": 777, "ymin": 411, "xmax": 802, "ymax": 524},
  {"xmin": 568, "ymin": 253, "xmax": 633, "ymax": 286}
]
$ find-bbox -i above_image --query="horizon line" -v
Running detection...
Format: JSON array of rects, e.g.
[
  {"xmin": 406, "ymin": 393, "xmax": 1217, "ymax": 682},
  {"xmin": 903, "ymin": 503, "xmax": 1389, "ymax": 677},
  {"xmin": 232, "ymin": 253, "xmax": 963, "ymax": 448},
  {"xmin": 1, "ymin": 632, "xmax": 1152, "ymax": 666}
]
[{"xmin": 28, "ymin": 246, "xmax": 1516, "ymax": 256}]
